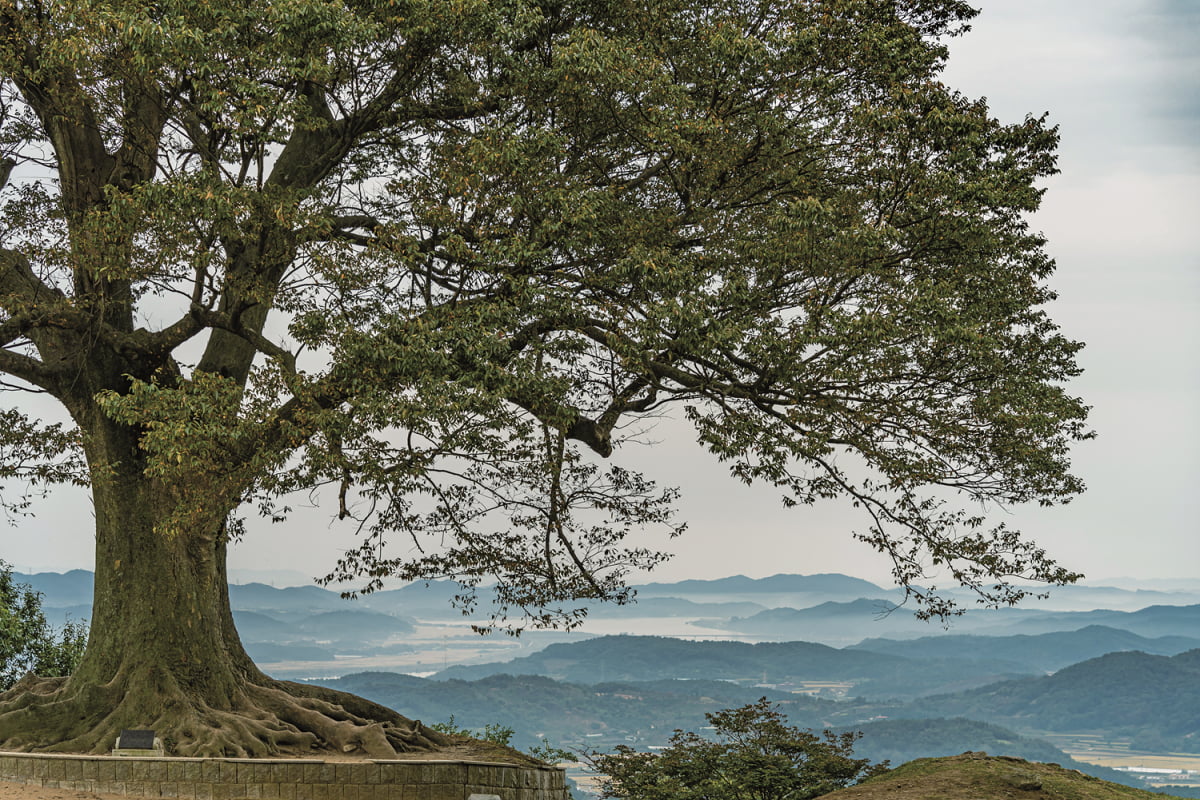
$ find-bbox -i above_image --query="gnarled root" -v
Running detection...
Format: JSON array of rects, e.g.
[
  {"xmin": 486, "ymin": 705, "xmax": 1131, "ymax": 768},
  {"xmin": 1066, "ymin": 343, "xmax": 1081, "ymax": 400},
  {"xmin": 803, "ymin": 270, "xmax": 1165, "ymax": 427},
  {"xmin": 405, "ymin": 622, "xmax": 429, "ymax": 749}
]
[{"xmin": 0, "ymin": 670, "xmax": 450, "ymax": 758}]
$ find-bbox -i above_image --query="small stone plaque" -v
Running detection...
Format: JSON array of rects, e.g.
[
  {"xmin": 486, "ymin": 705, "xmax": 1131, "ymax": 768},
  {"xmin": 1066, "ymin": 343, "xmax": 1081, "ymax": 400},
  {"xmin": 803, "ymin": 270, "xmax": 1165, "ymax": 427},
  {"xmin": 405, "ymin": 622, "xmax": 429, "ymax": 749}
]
[
  {"xmin": 467, "ymin": 795, "xmax": 501, "ymax": 800},
  {"xmin": 118, "ymin": 729, "xmax": 156, "ymax": 750}
]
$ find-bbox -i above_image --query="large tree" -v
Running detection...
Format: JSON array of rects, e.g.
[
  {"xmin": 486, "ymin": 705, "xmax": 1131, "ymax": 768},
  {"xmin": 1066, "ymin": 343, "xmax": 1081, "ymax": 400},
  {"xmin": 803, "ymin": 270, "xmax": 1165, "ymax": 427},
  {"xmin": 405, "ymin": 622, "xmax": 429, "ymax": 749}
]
[{"xmin": 0, "ymin": 0, "xmax": 1089, "ymax": 757}]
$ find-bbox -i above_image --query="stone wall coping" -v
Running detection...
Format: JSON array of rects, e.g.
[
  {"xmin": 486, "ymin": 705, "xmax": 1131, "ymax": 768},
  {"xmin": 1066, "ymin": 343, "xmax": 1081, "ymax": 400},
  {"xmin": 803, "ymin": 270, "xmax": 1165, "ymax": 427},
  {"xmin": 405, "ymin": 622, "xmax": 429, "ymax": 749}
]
[
  {"xmin": 0, "ymin": 752, "xmax": 320, "ymax": 763},
  {"xmin": 0, "ymin": 751, "xmax": 558, "ymax": 769}
]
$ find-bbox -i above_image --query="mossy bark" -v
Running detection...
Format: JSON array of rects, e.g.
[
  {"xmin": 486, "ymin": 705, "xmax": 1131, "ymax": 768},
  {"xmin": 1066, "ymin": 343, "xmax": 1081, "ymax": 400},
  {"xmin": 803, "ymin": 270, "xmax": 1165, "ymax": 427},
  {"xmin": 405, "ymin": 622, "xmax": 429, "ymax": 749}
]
[{"xmin": 0, "ymin": 411, "xmax": 447, "ymax": 757}]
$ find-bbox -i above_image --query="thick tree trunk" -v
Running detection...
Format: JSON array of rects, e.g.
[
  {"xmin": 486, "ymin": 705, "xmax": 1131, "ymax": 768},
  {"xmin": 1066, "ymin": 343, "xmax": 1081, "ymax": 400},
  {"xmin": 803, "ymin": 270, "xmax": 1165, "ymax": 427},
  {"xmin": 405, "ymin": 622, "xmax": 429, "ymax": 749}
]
[{"xmin": 0, "ymin": 412, "xmax": 448, "ymax": 757}]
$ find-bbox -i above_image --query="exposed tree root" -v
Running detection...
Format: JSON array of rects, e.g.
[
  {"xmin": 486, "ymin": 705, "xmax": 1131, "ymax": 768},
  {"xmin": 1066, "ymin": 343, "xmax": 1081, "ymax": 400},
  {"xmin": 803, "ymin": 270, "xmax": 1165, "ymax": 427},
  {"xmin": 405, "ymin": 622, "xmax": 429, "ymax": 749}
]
[{"xmin": 0, "ymin": 671, "xmax": 451, "ymax": 758}]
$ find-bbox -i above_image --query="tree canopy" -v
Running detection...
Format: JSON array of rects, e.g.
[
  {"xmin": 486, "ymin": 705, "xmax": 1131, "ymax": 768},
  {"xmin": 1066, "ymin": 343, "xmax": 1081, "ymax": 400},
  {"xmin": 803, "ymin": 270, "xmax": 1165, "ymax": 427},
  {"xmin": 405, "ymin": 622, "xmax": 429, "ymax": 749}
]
[
  {"xmin": 593, "ymin": 698, "xmax": 886, "ymax": 800},
  {"xmin": 0, "ymin": 0, "xmax": 1091, "ymax": 757}
]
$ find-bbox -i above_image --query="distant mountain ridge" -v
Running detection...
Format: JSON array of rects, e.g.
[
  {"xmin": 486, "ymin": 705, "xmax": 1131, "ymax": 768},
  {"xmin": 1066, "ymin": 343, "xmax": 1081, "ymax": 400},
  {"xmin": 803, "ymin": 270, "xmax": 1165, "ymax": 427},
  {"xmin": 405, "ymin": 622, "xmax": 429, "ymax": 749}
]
[
  {"xmin": 12, "ymin": 569, "xmax": 95, "ymax": 607},
  {"xmin": 438, "ymin": 634, "xmax": 896, "ymax": 680},
  {"xmin": 908, "ymin": 649, "xmax": 1200, "ymax": 752},
  {"xmin": 986, "ymin": 603, "xmax": 1200, "ymax": 639},
  {"xmin": 435, "ymin": 634, "xmax": 1032, "ymax": 698},
  {"xmin": 635, "ymin": 573, "xmax": 886, "ymax": 596},
  {"xmin": 702, "ymin": 597, "xmax": 1200, "ymax": 645},
  {"xmin": 228, "ymin": 582, "xmax": 352, "ymax": 613},
  {"xmin": 17, "ymin": 569, "xmax": 1200, "ymax": 661},
  {"xmin": 688, "ymin": 597, "xmax": 946, "ymax": 647},
  {"xmin": 849, "ymin": 624, "xmax": 1200, "ymax": 673}
]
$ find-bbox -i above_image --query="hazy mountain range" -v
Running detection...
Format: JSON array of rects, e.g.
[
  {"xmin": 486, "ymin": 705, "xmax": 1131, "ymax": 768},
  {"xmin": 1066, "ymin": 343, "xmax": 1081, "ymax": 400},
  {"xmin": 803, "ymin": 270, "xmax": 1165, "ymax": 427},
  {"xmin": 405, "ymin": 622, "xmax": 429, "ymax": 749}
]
[
  {"xmin": 311, "ymin": 646, "xmax": 1192, "ymax": 789},
  {"xmin": 15, "ymin": 568, "xmax": 1200, "ymax": 673},
  {"xmin": 435, "ymin": 634, "xmax": 1033, "ymax": 699},
  {"xmin": 14, "ymin": 567, "xmax": 1200, "ymax": 794},
  {"xmin": 907, "ymin": 649, "xmax": 1200, "ymax": 752},
  {"xmin": 848, "ymin": 624, "xmax": 1200, "ymax": 672}
]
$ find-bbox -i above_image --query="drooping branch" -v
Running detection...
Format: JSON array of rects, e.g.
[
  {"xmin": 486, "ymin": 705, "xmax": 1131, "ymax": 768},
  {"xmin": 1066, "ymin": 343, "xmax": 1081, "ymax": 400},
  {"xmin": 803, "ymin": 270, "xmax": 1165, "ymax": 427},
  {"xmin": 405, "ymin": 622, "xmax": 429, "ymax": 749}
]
[{"xmin": 0, "ymin": 348, "xmax": 56, "ymax": 391}]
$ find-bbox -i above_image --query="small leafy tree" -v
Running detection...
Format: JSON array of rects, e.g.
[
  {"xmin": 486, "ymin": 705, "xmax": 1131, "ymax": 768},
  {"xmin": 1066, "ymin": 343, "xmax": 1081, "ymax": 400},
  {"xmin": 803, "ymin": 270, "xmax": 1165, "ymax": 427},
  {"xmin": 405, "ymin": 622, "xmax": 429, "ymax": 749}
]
[
  {"xmin": 594, "ymin": 699, "xmax": 886, "ymax": 800},
  {"xmin": 0, "ymin": 561, "xmax": 88, "ymax": 691}
]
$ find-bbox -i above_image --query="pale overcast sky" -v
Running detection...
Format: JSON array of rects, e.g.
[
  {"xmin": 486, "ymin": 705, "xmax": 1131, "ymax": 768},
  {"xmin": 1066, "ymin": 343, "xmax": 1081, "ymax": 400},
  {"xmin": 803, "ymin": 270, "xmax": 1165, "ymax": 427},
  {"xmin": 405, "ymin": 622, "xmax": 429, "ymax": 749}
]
[{"xmin": 6, "ymin": 2, "xmax": 1198, "ymax": 589}]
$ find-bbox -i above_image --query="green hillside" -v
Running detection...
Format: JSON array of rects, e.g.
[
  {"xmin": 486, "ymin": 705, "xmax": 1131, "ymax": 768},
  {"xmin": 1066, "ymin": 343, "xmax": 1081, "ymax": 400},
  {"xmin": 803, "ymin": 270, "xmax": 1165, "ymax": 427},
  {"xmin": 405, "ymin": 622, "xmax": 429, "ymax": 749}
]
[
  {"xmin": 911, "ymin": 650, "xmax": 1200, "ymax": 752},
  {"xmin": 824, "ymin": 753, "xmax": 1190, "ymax": 799}
]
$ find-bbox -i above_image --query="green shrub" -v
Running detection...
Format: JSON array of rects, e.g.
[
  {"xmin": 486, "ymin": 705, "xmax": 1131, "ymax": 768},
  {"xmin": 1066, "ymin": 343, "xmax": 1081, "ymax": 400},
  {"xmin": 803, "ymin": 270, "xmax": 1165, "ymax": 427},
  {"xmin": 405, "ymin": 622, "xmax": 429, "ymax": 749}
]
[
  {"xmin": 593, "ymin": 698, "xmax": 885, "ymax": 800},
  {"xmin": 0, "ymin": 560, "xmax": 88, "ymax": 690},
  {"xmin": 429, "ymin": 714, "xmax": 515, "ymax": 747}
]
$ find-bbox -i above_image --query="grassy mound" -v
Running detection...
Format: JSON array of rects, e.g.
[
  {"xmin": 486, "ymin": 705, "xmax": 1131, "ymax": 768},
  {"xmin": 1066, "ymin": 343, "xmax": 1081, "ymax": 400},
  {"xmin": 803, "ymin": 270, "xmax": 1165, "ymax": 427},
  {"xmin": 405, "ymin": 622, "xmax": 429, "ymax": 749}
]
[{"xmin": 823, "ymin": 752, "xmax": 1187, "ymax": 800}]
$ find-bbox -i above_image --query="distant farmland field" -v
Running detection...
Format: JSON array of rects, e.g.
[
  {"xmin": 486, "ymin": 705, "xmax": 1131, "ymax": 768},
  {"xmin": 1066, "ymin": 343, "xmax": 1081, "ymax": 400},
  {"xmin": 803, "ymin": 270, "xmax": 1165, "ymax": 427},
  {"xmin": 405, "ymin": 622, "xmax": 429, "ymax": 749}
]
[{"xmin": 1044, "ymin": 732, "xmax": 1200, "ymax": 778}]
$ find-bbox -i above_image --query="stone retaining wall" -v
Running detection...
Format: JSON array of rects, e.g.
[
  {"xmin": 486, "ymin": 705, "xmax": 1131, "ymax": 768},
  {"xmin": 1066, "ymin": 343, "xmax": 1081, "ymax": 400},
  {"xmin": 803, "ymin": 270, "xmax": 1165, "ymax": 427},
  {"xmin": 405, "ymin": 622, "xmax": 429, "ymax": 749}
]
[{"xmin": 0, "ymin": 751, "xmax": 569, "ymax": 800}]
